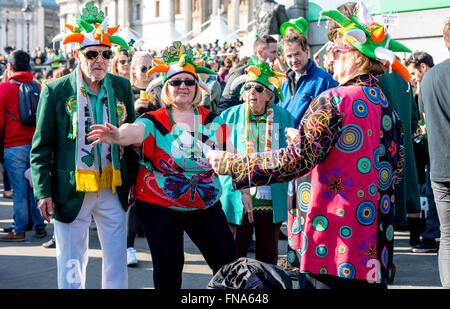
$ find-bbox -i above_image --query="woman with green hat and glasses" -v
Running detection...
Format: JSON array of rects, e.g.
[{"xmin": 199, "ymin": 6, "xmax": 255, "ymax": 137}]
[
  {"xmin": 207, "ymin": 1, "xmax": 407, "ymax": 288},
  {"xmin": 87, "ymin": 41, "xmax": 237, "ymax": 289},
  {"xmin": 219, "ymin": 56, "xmax": 294, "ymax": 265}
]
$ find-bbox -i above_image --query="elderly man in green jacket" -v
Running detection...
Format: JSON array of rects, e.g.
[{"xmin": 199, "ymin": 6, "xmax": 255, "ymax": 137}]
[{"xmin": 30, "ymin": 2, "xmax": 138, "ymax": 289}]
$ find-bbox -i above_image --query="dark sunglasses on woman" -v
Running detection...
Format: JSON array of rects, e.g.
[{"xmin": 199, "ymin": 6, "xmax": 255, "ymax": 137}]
[
  {"xmin": 119, "ymin": 59, "xmax": 131, "ymax": 65},
  {"xmin": 244, "ymin": 83, "xmax": 265, "ymax": 93},
  {"xmin": 80, "ymin": 49, "xmax": 113, "ymax": 61},
  {"xmin": 168, "ymin": 79, "xmax": 197, "ymax": 87},
  {"xmin": 140, "ymin": 66, "xmax": 150, "ymax": 73}
]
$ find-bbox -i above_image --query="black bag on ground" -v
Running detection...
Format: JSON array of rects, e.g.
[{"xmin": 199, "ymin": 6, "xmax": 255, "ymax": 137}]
[
  {"xmin": 207, "ymin": 257, "xmax": 292, "ymax": 289},
  {"xmin": 8, "ymin": 80, "xmax": 40, "ymax": 126}
]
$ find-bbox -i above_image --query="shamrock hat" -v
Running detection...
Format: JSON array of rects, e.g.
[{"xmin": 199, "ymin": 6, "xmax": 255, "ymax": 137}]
[
  {"xmin": 280, "ymin": 16, "xmax": 309, "ymax": 36},
  {"xmin": 241, "ymin": 55, "xmax": 285, "ymax": 101},
  {"xmin": 320, "ymin": 1, "xmax": 411, "ymax": 82},
  {"xmin": 55, "ymin": 2, "xmax": 129, "ymax": 51},
  {"xmin": 146, "ymin": 41, "xmax": 217, "ymax": 94}
]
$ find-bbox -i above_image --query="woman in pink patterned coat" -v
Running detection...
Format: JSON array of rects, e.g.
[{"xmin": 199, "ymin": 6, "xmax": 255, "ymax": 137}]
[{"xmin": 207, "ymin": 2, "xmax": 408, "ymax": 289}]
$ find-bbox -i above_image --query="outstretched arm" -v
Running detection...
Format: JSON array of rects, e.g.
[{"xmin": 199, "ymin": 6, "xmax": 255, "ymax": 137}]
[{"xmin": 87, "ymin": 122, "xmax": 146, "ymax": 147}]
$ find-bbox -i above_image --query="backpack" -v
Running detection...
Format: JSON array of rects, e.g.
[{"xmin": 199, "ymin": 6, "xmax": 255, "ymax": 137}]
[{"xmin": 7, "ymin": 80, "xmax": 40, "ymax": 126}]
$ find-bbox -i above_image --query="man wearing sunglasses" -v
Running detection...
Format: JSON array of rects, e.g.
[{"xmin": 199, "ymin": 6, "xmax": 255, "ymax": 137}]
[{"xmin": 30, "ymin": 3, "xmax": 138, "ymax": 289}]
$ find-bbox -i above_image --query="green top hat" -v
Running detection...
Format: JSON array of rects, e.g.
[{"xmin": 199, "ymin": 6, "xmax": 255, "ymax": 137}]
[{"xmin": 280, "ymin": 17, "xmax": 309, "ymax": 36}]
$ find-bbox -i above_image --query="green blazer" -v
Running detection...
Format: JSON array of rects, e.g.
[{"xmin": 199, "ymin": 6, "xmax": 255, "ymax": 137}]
[
  {"xmin": 219, "ymin": 103, "xmax": 294, "ymax": 224},
  {"xmin": 30, "ymin": 70, "xmax": 139, "ymax": 223}
]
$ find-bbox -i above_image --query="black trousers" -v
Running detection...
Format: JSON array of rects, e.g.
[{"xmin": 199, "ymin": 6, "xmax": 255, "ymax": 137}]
[{"xmin": 135, "ymin": 200, "xmax": 237, "ymax": 289}]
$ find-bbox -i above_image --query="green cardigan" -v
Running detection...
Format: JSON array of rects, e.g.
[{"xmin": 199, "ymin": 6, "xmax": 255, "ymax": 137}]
[
  {"xmin": 219, "ymin": 103, "xmax": 294, "ymax": 224},
  {"xmin": 30, "ymin": 70, "xmax": 139, "ymax": 223}
]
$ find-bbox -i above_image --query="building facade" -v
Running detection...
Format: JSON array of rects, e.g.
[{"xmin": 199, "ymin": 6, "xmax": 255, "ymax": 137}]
[{"xmin": 0, "ymin": 0, "xmax": 59, "ymax": 54}]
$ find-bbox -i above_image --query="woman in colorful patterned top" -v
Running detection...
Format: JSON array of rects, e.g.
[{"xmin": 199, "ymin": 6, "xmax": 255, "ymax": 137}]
[
  {"xmin": 207, "ymin": 2, "xmax": 408, "ymax": 289},
  {"xmin": 87, "ymin": 42, "xmax": 237, "ymax": 289},
  {"xmin": 219, "ymin": 56, "xmax": 293, "ymax": 265}
]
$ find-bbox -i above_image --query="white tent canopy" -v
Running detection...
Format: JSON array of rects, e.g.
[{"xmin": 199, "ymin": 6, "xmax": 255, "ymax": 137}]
[
  {"xmin": 142, "ymin": 23, "xmax": 188, "ymax": 51},
  {"xmin": 238, "ymin": 30, "xmax": 258, "ymax": 59},
  {"xmin": 189, "ymin": 15, "xmax": 240, "ymax": 45}
]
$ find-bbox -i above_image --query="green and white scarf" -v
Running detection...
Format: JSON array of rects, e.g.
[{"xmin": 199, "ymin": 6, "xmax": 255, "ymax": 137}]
[{"xmin": 70, "ymin": 67, "xmax": 122, "ymax": 192}]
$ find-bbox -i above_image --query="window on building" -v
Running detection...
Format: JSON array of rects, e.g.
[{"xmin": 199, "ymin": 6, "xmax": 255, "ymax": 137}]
[
  {"xmin": 136, "ymin": 3, "xmax": 141, "ymax": 20},
  {"xmin": 155, "ymin": 0, "xmax": 160, "ymax": 17},
  {"xmin": 175, "ymin": 0, "xmax": 181, "ymax": 14}
]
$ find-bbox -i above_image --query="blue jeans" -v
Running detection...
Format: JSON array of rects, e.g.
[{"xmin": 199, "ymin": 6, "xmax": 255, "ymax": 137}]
[
  {"xmin": 432, "ymin": 181, "xmax": 450, "ymax": 289},
  {"xmin": 422, "ymin": 165, "xmax": 441, "ymax": 239},
  {"xmin": 3, "ymin": 145, "xmax": 45, "ymax": 233}
]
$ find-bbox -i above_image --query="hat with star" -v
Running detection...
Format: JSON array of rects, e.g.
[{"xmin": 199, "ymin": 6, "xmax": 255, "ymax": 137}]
[
  {"xmin": 146, "ymin": 41, "xmax": 217, "ymax": 94},
  {"xmin": 53, "ymin": 1, "xmax": 129, "ymax": 51}
]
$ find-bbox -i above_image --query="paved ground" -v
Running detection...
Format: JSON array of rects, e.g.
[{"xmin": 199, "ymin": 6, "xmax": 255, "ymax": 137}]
[{"xmin": 0, "ymin": 186, "xmax": 443, "ymax": 289}]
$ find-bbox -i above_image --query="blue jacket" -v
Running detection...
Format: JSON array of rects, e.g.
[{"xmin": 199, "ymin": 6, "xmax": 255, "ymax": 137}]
[
  {"xmin": 280, "ymin": 59, "xmax": 337, "ymax": 128},
  {"xmin": 219, "ymin": 103, "xmax": 294, "ymax": 224}
]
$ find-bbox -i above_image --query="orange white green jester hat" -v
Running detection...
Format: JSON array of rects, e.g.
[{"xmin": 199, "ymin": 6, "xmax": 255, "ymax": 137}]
[
  {"xmin": 146, "ymin": 41, "xmax": 217, "ymax": 94},
  {"xmin": 59, "ymin": 1, "xmax": 129, "ymax": 51},
  {"xmin": 320, "ymin": 1, "xmax": 411, "ymax": 82},
  {"xmin": 241, "ymin": 55, "xmax": 285, "ymax": 101}
]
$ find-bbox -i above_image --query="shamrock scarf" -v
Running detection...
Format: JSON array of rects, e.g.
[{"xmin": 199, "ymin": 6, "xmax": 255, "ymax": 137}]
[
  {"xmin": 244, "ymin": 102, "xmax": 274, "ymax": 200},
  {"xmin": 72, "ymin": 67, "xmax": 122, "ymax": 192}
]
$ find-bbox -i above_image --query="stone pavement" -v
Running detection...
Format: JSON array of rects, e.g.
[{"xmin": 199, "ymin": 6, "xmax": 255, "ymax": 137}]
[{"xmin": 0, "ymin": 186, "xmax": 443, "ymax": 289}]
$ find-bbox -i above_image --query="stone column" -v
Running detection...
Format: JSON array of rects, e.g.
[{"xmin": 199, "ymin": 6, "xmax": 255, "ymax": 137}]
[
  {"xmin": 231, "ymin": 0, "xmax": 240, "ymax": 31},
  {"xmin": 212, "ymin": 0, "xmax": 220, "ymax": 16},
  {"xmin": 169, "ymin": 0, "xmax": 175, "ymax": 26},
  {"xmin": 184, "ymin": 0, "xmax": 192, "ymax": 39}
]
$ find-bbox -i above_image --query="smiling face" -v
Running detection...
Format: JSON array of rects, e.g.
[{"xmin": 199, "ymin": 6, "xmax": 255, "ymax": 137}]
[
  {"xmin": 283, "ymin": 41, "xmax": 309, "ymax": 74},
  {"xmin": 74, "ymin": 45, "xmax": 111, "ymax": 83},
  {"xmin": 167, "ymin": 72, "xmax": 198, "ymax": 108},
  {"xmin": 244, "ymin": 81, "xmax": 273, "ymax": 115}
]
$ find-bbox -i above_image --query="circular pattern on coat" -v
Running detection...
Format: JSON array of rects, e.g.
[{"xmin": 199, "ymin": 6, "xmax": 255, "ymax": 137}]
[
  {"xmin": 287, "ymin": 251, "xmax": 296, "ymax": 264},
  {"xmin": 340, "ymin": 226, "xmax": 353, "ymax": 239},
  {"xmin": 338, "ymin": 245, "xmax": 346, "ymax": 254},
  {"xmin": 336, "ymin": 124, "xmax": 364, "ymax": 153},
  {"xmin": 381, "ymin": 246, "xmax": 389, "ymax": 269},
  {"xmin": 380, "ymin": 194, "xmax": 391, "ymax": 214},
  {"xmin": 320, "ymin": 268, "xmax": 328, "ymax": 274},
  {"xmin": 330, "ymin": 95, "xmax": 342, "ymax": 107},
  {"xmin": 373, "ymin": 145, "xmax": 385, "ymax": 170},
  {"xmin": 356, "ymin": 201, "xmax": 376, "ymax": 226},
  {"xmin": 353, "ymin": 100, "xmax": 368, "ymax": 118},
  {"xmin": 369, "ymin": 183, "xmax": 377, "ymax": 196},
  {"xmin": 291, "ymin": 216, "xmax": 302, "ymax": 235},
  {"xmin": 357, "ymin": 189, "xmax": 365, "ymax": 198},
  {"xmin": 316, "ymin": 245, "xmax": 328, "ymax": 257},
  {"xmin": 338, "ymin": 263, "xmax": 356, "ymax": 279},
  {"xmin": 297, "ymin": 182, "xmax": 312, "ymax": 212},
  {"xmin": 337, "ymin": 208, "xmax": 345, "ymax": 217},
  {"xmin": 312, "ymin": 215, "xmax": 329, "ymax": 231},
  {"xmin": 378, "ymin": 162, "xmax": 393, "ymax": 191},
  {"xmin": 363, "ymin": 86, "xmax": 381, "ymax": 104},
  {"xmin": 357, "ymin": 157, "xmax": 372, "ymax": 174},
  {"xmin": 288, "ymin": 181, "xmax": 295, "ymax": 196},
  {"xmin": 386, "ymin": 225, "xmax": 394, "ymax": 241},
  {"xmin": 300, "ymin": 231, "xmax": 308, "ymax": 256},
  {"xmin": 382, "ymin": 115, "xmax": 392, "ymax": 131}
]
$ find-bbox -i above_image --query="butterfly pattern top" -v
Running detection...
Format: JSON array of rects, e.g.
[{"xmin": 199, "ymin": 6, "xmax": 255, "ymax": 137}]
[{"xmin": 135, "ymin": 106, "xmax": 230, "ymax": 211}]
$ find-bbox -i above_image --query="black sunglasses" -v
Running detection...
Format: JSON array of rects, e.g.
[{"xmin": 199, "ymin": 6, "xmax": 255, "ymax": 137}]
[
  {"xmin": 80, "ymin": 49, "xmax": 113, "ymax": 61},
  {"xmin": 140, "ymin": 66, "xmax": 150, "ymax": 73},
  {"xmin": 119, "ymin": 59, "xmax": 131, "ymax": 65},
  {"xmin": 168, "ymin": 79, "xmax": 197, "ymax": 87},
  {"xmin": 244, "ymin": 83, "xmax": 265, "ymax": 93}
]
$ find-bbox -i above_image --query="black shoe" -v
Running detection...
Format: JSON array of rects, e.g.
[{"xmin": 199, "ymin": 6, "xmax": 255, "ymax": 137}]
[
  {"xmin": 279, "ymin": 231, "xmax": 288, "ymax": 240},
  {"xmin": 408, "ymin": 217, "xmax": 426, "ymax": 247},
  {"xmin": 411, "ymin": 238, "xmax": 438, "ymax": 253},
  {"xmin": 2, "ymin": 226, "xmax": 14, "ymax": 233},
  {"xmin": 42, "ymin": 236, "xmax": 56, "ymax": 248}
]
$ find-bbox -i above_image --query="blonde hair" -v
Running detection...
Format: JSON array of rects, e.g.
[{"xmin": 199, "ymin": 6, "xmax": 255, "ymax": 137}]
[
  {"xmin": 111, "ymin": 50, "xmax": 130, "ymax": 77},
  {"xmin": 130, "ymin": 51, "xmax": 153, "ymax": 86},
  {"xmin": 160, "ymin": 78, "xmax": 203, "ymax": 109}
]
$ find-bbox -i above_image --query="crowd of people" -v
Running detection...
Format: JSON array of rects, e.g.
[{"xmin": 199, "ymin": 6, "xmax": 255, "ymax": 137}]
[{"xmin": 0, "ymin": 0, "xmax": 449, "ymax": 290}]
